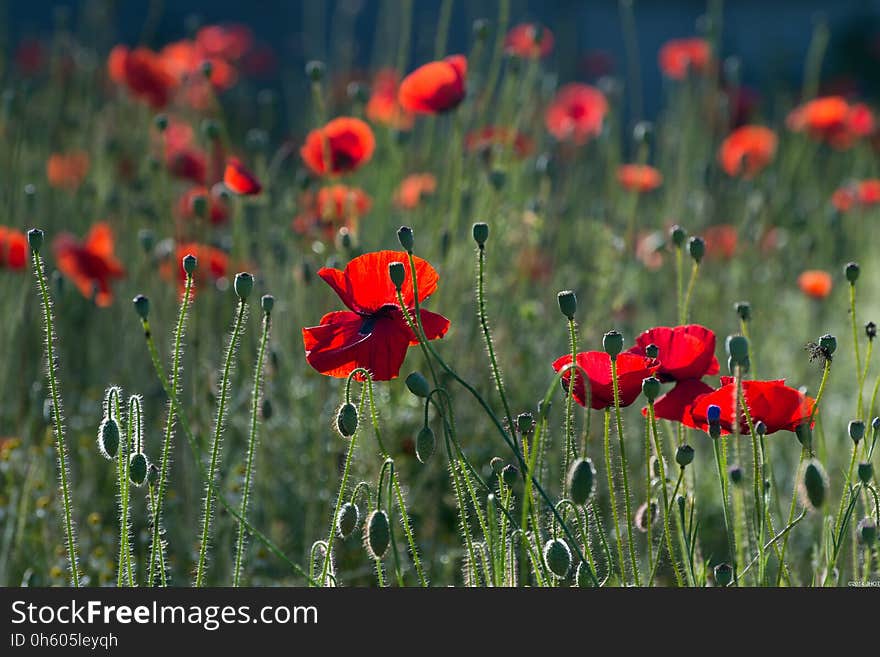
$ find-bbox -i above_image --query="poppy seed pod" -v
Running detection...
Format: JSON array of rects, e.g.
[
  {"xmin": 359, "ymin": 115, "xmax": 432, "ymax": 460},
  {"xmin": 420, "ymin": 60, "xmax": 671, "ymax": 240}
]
[
  {"xmin": 858, "ymin": 517, "xmax": 877, "ymax": 545},
  {"xmin": 147, "ymin": 463, "xmax": 159, "ymax": 488},
  {"xmin": 845, "ymin": 261, "xmax": 860, "ymax": 284},
  {"xmin": 633, "ymin": 120, "xmax": 654, "ymax": 144},
  {"xmin": 182, "ymin": 253, "xmax": 198, "ymax": 276},
  {"xmin": 714, "ymin": 563, "xmax": 733, "ymax": 586},
  {"xmin": 397, "ymin": 226, "xmax": 414, "ymax": 253},
  {"xmin": 795, "ymin": 423, "xmax": 812, "ymax": 449},
  {"xmin": 818, "ymin": 334, "xmax": 837, "ymax": 356},
  {"xmin": 388, "ymin": 261, "xmax": 406, "ymax": 290},
  {"xmin": 603, "ymin": 330, "xmax": 624, "ymax": 359},
  {"xmin": 543, "ymin": 538, "xmax": 572, "ymax": 579},
  {"xmin": 234, "ymin": 272, "xmax": 254, "ymax": 301},
  {"xmin": 557, "ymin": 290, "xmax": 577, "ymax": 319},
  {"xmin": 726, "ymin": 335, "xmax": 749, "ymax": 364},
  {"xmin": 754, "ymin": 420, "xmax": 767, "ymax": 436},
  {"xmin": 473, "ymin": 18, "xmax": 490, "ymax": 40},
  {"xmin": 129, "ymin": 452, "xmax": 148, "ymax": 487},
  {"xmin": 305, "ymin": 60, "xmax": 325, "ymax": 82},
  {"xmin": 97, "ymin": 417, "xmax": 120, "ymax": 460},
  {"xmin": 866, "ymin": 322, "xmax": 877, "ymax": 341},
  {"xmin": 801, "ymin": 459, "xmax": 828, "ymax": 510},
  {"xmin": 488, "ymin": 170, "xmax": 506, "ymax": 190},
  {"xmin": 405, "ymin": 372, "xmax": 431, "ymax": 398},
  {"xmin": 336, "ymin": 502, "xmax": 360, "ymax": 539},
  {"xmin": 153, "ymin": 113, "xmax": 168, "ymax": 132},
  {"xmin": 642, "ymin": 376, "xmax": 661, "ymax": 401},
  {"xmin": 501, "ymin": 464, "xmax": 519, "ymax": 487},
  {"xmin": 336, "ymin": 402, "xmax": 358, "ymax": 438},
  {"xmin": 858, "ymin": 461, "xmax": 873, "ymax": 484},
  {"xmin": 688, "ymin": 236, "xmax": 705, "ymax": 263},
  {"xmin": 472, "ymin": 222, "xmax": 489, "ymax": 246},
  {"xmin": 365, "ymin": 509, "xmax": 390, "ymax": 559},
  {"xmin": 133, "ymin": 294, "xmax": 150, "ymax": 321},
  {"xmin": 645, "ymin": 343, "xmax": 659, "ymax": 359},
  {"xmin": 848, "ymin": 419, "xmax": 865, "ymax": 443},
  {"xmin": 261, "ymin": 398, "xmax": 273, "ymax": 420},
  {"xmin": 671, "ymin": 224, "xmax": 687, "ymax": 248},
  {"xmin": 27, "ymin": 228, "xmax": 44, "ymax": 253},
  {"xmin": 138, "ymin": 228, "xmax": 155, "ymax": 253},
  {"xmin": 675, "ymin": 444, "xmax": 695, "ymax": 467},
  {"xmin": 416, "ymin": 425, "xmax": 435, "ymax": 463},
  {"xmin": 567, "ymin": 457, "xmax": 596, "ymax": 505},
  {"xmin": 261, "ymin": 294, "xmax": 274, "ymax": 314},
  {"xmin": 516, "ymin": 412, "xmax": 534, "ymax": 434},
  {"xmin": 200, "ymin": 60, "xmax": 214, "ymax": 79},
  {"xmin": 735, "ymin": 301, "xmax": 751, "ymax": 321},
  {"xmin": 728, "ymin": 465, "xmax": 744, "ymax": 485}
]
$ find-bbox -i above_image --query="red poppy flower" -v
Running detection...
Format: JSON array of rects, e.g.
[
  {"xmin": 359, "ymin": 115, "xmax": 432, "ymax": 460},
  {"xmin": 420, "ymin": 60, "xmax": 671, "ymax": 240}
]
[
  {"xmin": 300, "ymin": 117, "xmax": 376, "ymax": 176},
  {"xmin": 552, "ymin": 351, "xmax": 660, "ymax": 410},
  {"xmin": 786, "ymin": 96, "xmax": 875, "ymax": 149},
  {"xmin": 832, "ymin": 187, "xmax": 856, "ymax": 213},
  {"xmin": 302, "ymin": 251, "xmax": 450, "ymax": 381},
  {"xmin": 398, "ymin": 55, "xmax": 467, "ymax": 115},
  {"xmin": 224, "ymin": 157, "xmax": 262, "ymax": 195},
  {"xmin": 689, "ymin": 378, "xmax": 815, "ymax": 435},
  {"xmin": 116, "ymin": 46, "xmax": 177, "ymax": 109},
  {"xmin": 52, "ymin": 223, "xmax": 125, "ymax": 307},
  {"xmin": 545, "ymin": 83, "xmax": 609, "ymax": 145},
  {"xmin": 366, "ymin": 69, "xmax": 414, "ymax": 130},
  {"xmin": 46, "ymin": 151, "xmax": 90, "ymax": 191},
  {"xmin": 505, "ymin": 23, "xmax": 554, "ymax": 59},
  {"xmin": 0, "ymin": 227, "xmax": 28, "ymax": 271},
  {"xmin": 858, "ymin": 179, "xmax": 880, "ymax": 205},
  {"xmin": 393, "ymin": 173, "xmax": 437, "ymax": 209},
  {"xmin": 464, "ymin": 126, "xmax": 534, "ymax": 160},
  {"xmin": 293, "ymin": 185, "xmax": 372, "ymax": 240},
  {"xmin": 798, "ymin": 270, "xmax": 832, "ymax": 299},
  {"xmin": 635, "ymin": 231, "xmax": 665, "ymax": 271},
  {"xmin": 165, "ymin": 242, "xmax": 229, "ymax": 296},
  {"xmin": 177, "ymin": 186, "xmax": 229, "ymax": 225},
  {"xmin": 617, "ymin": 164, "xmax": 663, "ymax": 193},
  {"xmin": 718, "ymin": 125, "xmax": 777, "ymax": 178},
  {"xmin": 659, "ymin": 38, "xmax": 712, "ymax": 80},
  {"xmin": 627, "ymin": 324, "xmax": 719, "ymax": 382},
  {"xmin": 195, "ymin": 24, "xmax": 252, "ymax": 62},
  {"xmin": 703, "ymin": 224, "xmax": 738, "ymax": 260},
  {"xmin": 645, "ymin": 378, "xmax": 715, "ymax": 425}
]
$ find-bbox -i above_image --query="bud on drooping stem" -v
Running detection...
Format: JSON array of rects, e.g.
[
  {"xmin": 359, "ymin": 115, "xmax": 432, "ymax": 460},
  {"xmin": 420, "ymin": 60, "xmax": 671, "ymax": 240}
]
[
  {"xmin": 543, "ymin": 538, "xmax": 572, "ymax": 579},
  {"xmin": 97, "ymin": 416, "xmax": 120, "ymax": 460},
  {"xmin": 416, "ymin": 425, "xmax": 435, "ymax": 464},
  {"xmin": 404, "ymin": 372, "xmax": 431, "ymax": 398},
  {"xmin": 337, "ymin": 502, "xmax": 360, "ymax": 539},
  {"xmin": 567, "ymin": 458, "xmax": 596, "ymax": 505},
  {"xmin": 801, "ymin": 458, "xmax": 828, "ymax": 510},
  {"xmin": 336, "ymin": 402, "xmax": 358, "ymax": 438},
  {"xmin": 365, "ymin": 509, "xmax": 390, "ymax": 559}
]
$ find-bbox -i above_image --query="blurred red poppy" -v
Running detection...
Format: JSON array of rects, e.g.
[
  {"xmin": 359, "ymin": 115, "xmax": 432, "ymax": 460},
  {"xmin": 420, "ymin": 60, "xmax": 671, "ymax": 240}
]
[
  {"xmin": 646, "ymin": 378, "xmax": 715, "ymax": 425},
  {"xmin": 688, "ymin": 378, "xmax": 815, "ymax": 435},
  {"xmin": 177, "ymin": 186, "xmax": 229, "ymax": 225},
  {"xmin": 47, "ymin": 151, "xmax": 90, "ymax": 191},
  {"xmin": 831, "ymin": 179, "xmax": 880, "ymax": 212},
  {"xmin": 52, "ymin": 223, "xmax": 125, "ymax": 307},
  {"xmin": 552, "ymin": 351, "xmax": 660, "ymax": 410},
  {"xmin": 166, "ymin": 242, "xmax": 229, "ymax": 296},
  {"xmin": 224, "ymin": 157, "xmax": 262, "ymax": 195},
  {"xmin": 195, "ymin": 24, "xmax": 252, "ymax": 62},
  {"xmin": 464, "ymin": 126, "xmax": 534, "ymax": 159},
  {"xmin": 366, "ymin": 69, "xmax": 414, "ymax": 130},
  {"xmin": 703, "ymin": 224, "xmax": 738, "ymax": 260},
  {"xmin": 398, "ymin": 55, "xmax": 467, "ymax": 114},
  {"xmin": 505, "ymin": 23, "xmax": 554, "ymax": 59},
  {"xmin": 719, "ymin": 125, "xmax": 777, "ymax": 178},
  {"xmin": 545, "ymin": 83, "xmax": 608, "ymax": 145},
  {"xmin": 394, "ymin": 173, "xmax": 437, "ymax": 209},
  {"xmin": 627, "ymin": 324, "xmax": 719, "ymax": 382},
  {"xmin": 300, "ymin": 117, "xmax": 376, "ymax": 176},
  {"xmin": 0, "ymin": 227, "xmax": 28, "ymax": 271},
  {"xmin": 798, "ymin": 270, "xmax": 832, "ymax": 299},
  {"xmin": 617, "ymin": 164, "xmax": 663, "ymax": 192},
  {"xmin": 832, "ymin": 187, "xmax": 856, "ymax": 213},
  {"xmin": 109, "ymin": 46, "xmax": 177, "ymax": 109},
  {"xmin": 786, "ymin": 96, "xmax": 875, "ymax": 149},
  {"xmin": 659, "ymin": 38, "xmax": 712, "ymax": 79},
  {"xmin": 302, "ymin": 251, "xmax": 450, "ymax": 381},
  {"xmin": 15, "ymin": 39, "xmax": 45, "ymax": 76},
  {"xmin": 293, "ymin": 185, "xmax": 372, "ymax": 240}
]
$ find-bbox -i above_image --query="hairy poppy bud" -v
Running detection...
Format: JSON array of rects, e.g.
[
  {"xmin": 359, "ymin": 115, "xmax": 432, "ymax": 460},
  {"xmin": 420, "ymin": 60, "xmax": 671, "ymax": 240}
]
[
  {"xmin": 234, "ymin": 272, "xmax": 254, "ymax": 301},
  {"xmin": 97, "ymin": 417, "xmax": 120, "ymax": 460},
  {"xmin": 502, "ymin": 464, "xmax": 519, "ymax": 487},
  {"xmin": 133, "ymin": 294, "xmax": 150, "ymax": 321},
  {"xmin": 645, "ymin": 343, "xmax": 659, "ymax": 359},
  {"xmin": 516, "ymin": 412, "xmax": 534, "ymax": 434},
  {"xmin": 261, "ymin": 294, "xmax": 274, "ymax": 314},
  {"xmin": 336, "ymin": 402, "xmax": 358, "ymax": 438},
  {"xmin": 397, "ymin": 225, "xmax": 414, "ymax": 252},
  {"xmin": 754, "ymin": 420, "xmax": 767, "ymax": 437},
  {"xmin": 147, "ymin": 463, "xmax": 159, "ymax": 488},
  {"xmin": 153, "ymin": 113, "xmax": 168, "ymax": 132},
  {"xmin": 670, "ymin": 224, "xmax": 687, "ymax": 248},
  {"xmin": 818, "ymin": 334, "xmax": 837, "ymax": 356},
  {"xmin": 27, "ymin": 228, "xmax": 44, "ymax": 253},
  {"xmin": 389, "ymin": 261, "xmax": 406, "ymax": 290},
  {"xmin": 858, "ymin": 461, "xmax": 873, "ymax": 484},
  {"xmin": 801, "ymin": 458, "xmax": 828, "ymax": 510},
  {"xmin": 416, "ymin": 425, "xmax": 435, "ymax": 463},
  {"xmin": 472, "ymin": 222, "xmax": 489, "ymax": 246},
  {"xmin": 795, "ymin": 423, "xmax": 812, "ymax": 449},
  {"xmin": 642, "ymin": 376, "xmax": 661, "ymax": 401},
  {"xmin": 866, "ymin": 322, "xmax": 877, "ymax": 341},
  {"xmin": 714, "ymin": 563, "xmax": 733, "ymax": 586},
  {"xmin": 261, "ymin": 397, "xmax": 273, "ymax": 420},
  {"xmin": 472, "ymin": 18, "xmax": 490, "ymax": 40},
  {"xmin": 728, "ymin": 465, "xmax": 744, "ymax": 485},
  {"xmin": 365, "ymin": 509, "xmax": 390, "ymax": 559},
  {"xmin": 676, "ymin": 444, "xmax": 695, "ymax": 467},
  {"xmin": 848, "ymin": 419, "xmax": 865, "ymax": 444},
  {"xmin": 543, "ymin": 538, "xmax": 572, "ymax": 579},
  {"xmin": 567, "ymin": 457, "xmax": 596, "ymax": 505},
  {"xmin": 874, "ymin": 417, "xmax": 880, "ymax": 432},
  {"xmin": 129, "ymin": 453, "xmax": 148, "ymax": 487},
  {"xmin": 735, "ymin": 301, "xmax": 751, "ymax": 321},
  {"xmin": 405, "ymin": 372, "xmax": 431, "ymax": 398},
  {"xmin": 688, "ymin": 236, "xmax": 705, "ymax": 263},
  {"xmin": 305, "ymin": 60, "xmax": 324, "ymax": 82},
  {"xmin": 557, "ymin": 290, "xmax": 577, "ymax": 319},
  {"xmin": 490, "ymin": 457, "xmax": 504, "ymax": 475},
  {"xmin": 182, "ymin": 253, "xmax": 197, "ymax": 276},
  {"xmin": 603, "ymin": 330, "xmax": 624, "ymax": 359},
  {"xmin": 576, "ymin": 561, "xmax": 596, "ymax": 587},
  {"xmin": 337, "ymin": 502, "xmax": 360, "ymax": 539},
  {"xmin": 845, "ymin": 261, "xmax": 860, "ymax": 284},
  {"xmin": 726, "ymin": 335, "xmax": 749, "ymax": 364},
  {"xmin": 858, "ymin": 517, "xmax": 877, "ymax": 545}
]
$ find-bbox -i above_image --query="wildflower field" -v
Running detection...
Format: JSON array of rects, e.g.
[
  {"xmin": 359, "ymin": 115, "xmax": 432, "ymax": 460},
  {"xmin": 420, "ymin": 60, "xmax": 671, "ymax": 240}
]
[{"xmin": 2, "ymin": 0, "xmax": 880, "ymax": 590}]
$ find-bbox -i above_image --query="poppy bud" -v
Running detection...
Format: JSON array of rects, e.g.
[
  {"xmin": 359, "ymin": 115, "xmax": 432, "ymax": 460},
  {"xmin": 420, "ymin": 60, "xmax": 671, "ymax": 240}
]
[
  {"xmin": 848, "ymin": 420, "xmax": 865, "ymax": 444},
  {"xmin": 650, "ymin": 455, "xmax": 664, "ymax": 479},
  {"xmin": 670, "ymin": 224, "xmax": 687, "ymax": 248},
  {"xmin": 567, "ymin": 457, "xmax": 596, "ymax": 505},
  {"xmin": 133, "ymin": 294, "xmax": 150, "ymax": 321},
  {"xmin": 200, "ymin": 60, "xmax": 213, "ymax": 79},
  {"xmin": 147, "ymin": 463, "xmax": 159, "ymax": 488},
  {"xmin": 405, "ymin": 371, "xmax": 431, "ymax": 398},
  {"xmin": 97, "ymin": 417, "xmax": 120, "ymax": 460},
  {"xmin": 795, "ymin": 423, "xmax": 812, "ymax": 449},
  {"xmin": 182, "ymin": 254, "xmax": 198, "ymax": 276},
  {"xmin": 818, "ymin": 334, "xmax": 837, "ymax": 356},
  {"xmin": 576, "ymin": 561, "xmax": 596, "ymax": 587},
  {"xmin": 389, "ymin": 261, "xmax": 406, "ymax": 290},
  {"xmin": 754, "ymin": 420, "xmax": 767, "ymax": 436},
  {"xmin": 603, "ymin": 330, "xmax": 624, "ymax": 359},
  {"xmin": 138, "ymin": 228, "xmax": 155, "ymax": 253},
  {"xmin": 543, "ymin": 538, "xmax": 572, "ymax": 579},
  {"xmin": 397, "ymin": 225, "xmax": 414, "ymax": 253},
  {"xmin": 845, "ymin": 261, "xmax": 860, "ymax": 284},
  {"xmin": 490, "ymin": 457, "xmax": 504, "ymax": 475},
  {"xmin": 714, "ymin": 563, "xmax": 733, "ymax": 586},
  {"xmin": 635, "ymin": 501, "xmax": 659, "ymax": 532},
  {"xmin": 514, "ymin": 412, "xmax": 532, "ymax": 435},
  {"xmin": 365, "ymin": 509, "xmax": 390, "ymax": 559},
  {"xmin": 261, "ymin": 397, "xmax": 273, "ymax": 420},
  {"xmin": 153, "ymin": 113, "xmax": 168, "ymax": 132},
  {"xmin": 676, "ymin": 444, "xmax": 695, "ymax": 467},
  {"xmin": 27, "ymin": 228, "xmax": 44, "ymax": 253},
  {"xmin": 557, "ymin": 290, "xmax": 577, "ymax": 319},
  {"xmin": 488, "ymin": 170, "xmax": 506, "ymax": 190},
  {"xmin": 726, "ymin": 335, "xmax": 749, "ymax": 364},
  {"xmin": 801, "ymin": 458, "xmax": 828, "ymax": 510},
  {"xmin": 858, "ymin": 517, "xmax": 877, "ymax": 545},
  {"xmin": 729, "ymin": 465, "xmax": 744, "ymax": 485},
  {"xmin": 234, "ymin": 272, "xmax": 254, "ymax": 301},
  {"xmin": 261, "ymin": 294, "xmax": 274, "ymax": 314},
  {"xmin": 735, "ymin": 301, "xmax": 751, "ymax": 322},
  {"xmin": 688, "ymin": 236, "xmax": 705, "ymax": 263},
  {"xmin": 645, "ymin": 343, "xmax": 659, "ymax": 359},
  {"xmin": 472, "ymin": 222, "xmax": 489, "ymax": 247},
  {"xmin": 346, "ymin": 81, "xmax": 369, "ymax": 104},
  {"xmin": 866, "ymin": 322, "xmax": 877, "ymax": 341},
  {"xmin": 336, "ymin": 502, "xmax": 360, "ymax": 539},
  {"xmin": 416, "ymin": 425, "xmax": 435, "ymax": 464},
  {"xmin": 642, "ymin": 376, "xmax": 661, "ymax": 401},
  {"xmin": 472, "ymin": 18, "xmax": 490, "ymax": 41},
  {"xmin": 336, "ymin": 402, "xmax": 358, "ymax": 438},
  {"xmin": 305, "ymin": 60, "xmax": 325, "ymax": 82},
  {"xmin": 858, "ymin": 461, "xmax": 873, "ymax": 484},
  {"xmin": 129, "ymin": 453, "xmax": 148, "ymax": 487},
  {"xmin": 501, "ymin": 464, "xmax": 519, "ymax": 487}
]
